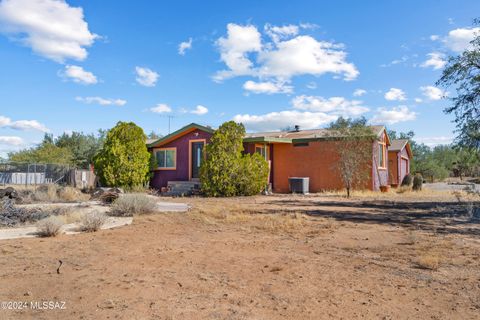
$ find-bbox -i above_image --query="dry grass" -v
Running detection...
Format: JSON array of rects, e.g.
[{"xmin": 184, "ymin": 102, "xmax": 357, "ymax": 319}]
[
  {"xmin": 320, "ymin": 188, "xmax": 479, "ymax": 201},
  {"xmin": 80, "ymin": 212, "xmax": 107, "ymax": 232},
  {"xmin": 416, "ymin": 253, "xmax": 441, "ymax": 270},
  {"xmin": 110, "ymin": 193, "xmax": 158, "ymax": 217},
  {"xmin": 189, "ymin": 203, "xmax": 308, "ymax": 233},
  {"xmin": 55, "ymin": 206, "xmax": 86, "ymax": 224},
  {"xmin": 58, "ymin": 187, "xmax": 90, "ymax": 202},
  {"xmin": 21, "ymin": 185, "xmax": 90, "ymax": 203},
  {"xmin": 36, "ymin": 216, "xmax": 64, "ymax": 237}
]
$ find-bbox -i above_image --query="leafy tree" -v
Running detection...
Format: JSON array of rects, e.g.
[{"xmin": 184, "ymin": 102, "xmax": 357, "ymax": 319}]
[
  {"xmin": 8, "ymin": 142, "xmax": 73, "ymax": 165},
  {"xmin": 200, "ymin": 121, "xmax": 269, "ymax": 197},
  {"xmin": 437, "ymin": 18, "xmax": 480, "ymax": 149},
  {"xmin": 147, "ymin": 131, "xmax": 162, "ymax": 139},
  {"xmin": 327, "ymin": 117, "xmax": 376, "ymax": 197},
  {"xmin": 8, "ymin": 130, "xmax": 105, "ymax": 167},
  {"xmin": 93, "ymin": 122, "xmax": 151, "ymax": 188},
  {"xmin": 453, "ymin": 148, "xmax": 478, "ymax": 179},
  {"xmin": 55, "ymin": 131, "xmax": 104, "ymax": 168}
]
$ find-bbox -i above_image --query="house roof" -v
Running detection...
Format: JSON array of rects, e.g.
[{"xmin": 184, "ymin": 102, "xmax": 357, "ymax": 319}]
[
  {"xmin": 244, "ymin": 125, "xmax": 387, "ymax": 144},
  {"xmin": 388, "ymin": 139, "xmax": 413, "ymax": 158},
  {"xmin": 147, "ymin": 123, "xmax": 214, "ymax": 148}
]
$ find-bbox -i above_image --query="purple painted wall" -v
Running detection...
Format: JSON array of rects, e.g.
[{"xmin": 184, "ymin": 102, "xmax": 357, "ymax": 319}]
[{"xmin": 150, "ymin": 129, "xmax": 212, "ymax": 189}]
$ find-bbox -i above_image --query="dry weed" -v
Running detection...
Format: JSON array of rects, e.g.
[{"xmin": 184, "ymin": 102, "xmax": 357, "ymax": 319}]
[
  {"xmin": 36, "ymin": 216, "xmax": 64, "ymax": 237},
  {"xmin": 80, "ymin": 212, "xmax": 107, "ymax": 232},
  {"xmin": 416, "ymin": 253, "xmax": 440, "ymax": 270},
  {"xmin": 58, "ymin": 187, "xmax": 90, "ymax": 202},
  {"xmin": 110, "ymin": 193, "xmax": 157, "ymax": 216}
]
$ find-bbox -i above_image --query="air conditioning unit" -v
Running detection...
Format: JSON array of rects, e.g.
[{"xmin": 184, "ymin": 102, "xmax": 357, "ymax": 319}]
[{"xmin": 288, "ymin": 177, "xmax": 309, "ymax": 194}]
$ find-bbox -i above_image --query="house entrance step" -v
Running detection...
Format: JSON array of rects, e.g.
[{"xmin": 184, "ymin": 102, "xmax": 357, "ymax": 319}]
[{"xmin": 166, "ymin": 181, "xmax": 200, "ymax": 196}]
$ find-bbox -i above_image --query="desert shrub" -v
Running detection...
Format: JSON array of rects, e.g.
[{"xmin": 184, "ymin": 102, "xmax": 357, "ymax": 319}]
[
  {"xmin": 36, "ymin": 216, "xmax": 64, "ymax": 237},
  {"xmin": 200, "ymin": 121, "xmax": 269, "ymax": 197},
  {"xmin": 58, "ymin": 187, "xmax": 90, "ymax": 202},
  {"xmin": 33, "ymin": 185, "xmax": 59, "ymax": 202},
  {"xmin": 401, "ymin": 174, "xmax": 413, "ymax": 186},
  {"xmin": 93, "ymin": 121, "xmax": 151, "ymax": 188},
  {"xmin": 416, "ymin": 253, "xmax": 440, "ymax": 270},
  {"xmin": 80, "ymin": 212, "xmax": 107, "ymax": 232},
  {"xmin": 110, "ymin": 193, "xmax": 157, "ymax": 216},
  {"xmin": 413, "ymin": 174, "xmax": 423, "ymax": 191}
]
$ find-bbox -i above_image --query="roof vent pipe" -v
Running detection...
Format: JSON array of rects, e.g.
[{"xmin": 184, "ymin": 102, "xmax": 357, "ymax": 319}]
[{"xmin": 294, "ymin": 125, "xmax": 300, "ymax": 132}]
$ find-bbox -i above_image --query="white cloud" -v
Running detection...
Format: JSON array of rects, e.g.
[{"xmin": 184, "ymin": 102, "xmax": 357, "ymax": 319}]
[
  {"xmin": 420, "ymin": 85, "xmax": 446, "ymax": 100},
  {"xmin": 178, "ymin": 37, "xmax": 192, "ymax": 55},
  {"xmin": 191, "ymin": 105, "xmax": 208, "ymax": 115},
  {"xmin": 0, "ymin": 136, "xmax": 23, "ymax": 146},
  {"xmin": 257, "ymin": 35, "xmax": 359, "ymax": 81},
  {"xmin": 264, "ymin": 24, "xmax": 299, "ymax": 43},
  {"xmin": 9, "ymin": 120, "xmax": 49, "ymax": 132},
  {"xmin": 234, "ymin": 110, "xmax": 338, "ymax": 132},
  {"xmin": 0, "ymin": 115, "xmax": 50, "ymax": 132},
  {"xmin": 243, "ymin": 80, "xmax": 293, "ymax": 94},
  {"xmin": 430, "ymin": 35, "xmax": 440, "ymax": 41},
  {"xmin": 353, "ymin": 89, "xmax": 366, "ymax": 97},
  {"xmin": 214, "ymin": 23, "xmax": 358, "ymax": 86},
  {"xmin": 0, "ymin": 116, "xmax": 10, "ymax": 127},
  {"xmin": 421, "ymin": 52, "xmax": 446, "ymax": 70},
  {"xmin": 306, "ymin": 82, "xmax": 317, "ymax": 89},
  {"xmin": 291, "ymin": 95, "xmax": 369, "ymax": 116},
  {"xmin": 370, "ymin": 106, "xmax": 416, "ymax": 125},
  {"xmin": 135, "ymin": 66, "xmax": 159, "ymax": 87},
  {"xmin": 414, "ymin": 98, "xmax": 423, "ymax": 103},
  {"xmin": 384, "ymin": 88, "xmax": 406, "ymax": 101},
  {"xmin": 416, "ymin": 136, "xmax": 453, "ymax": 147},
  {"xmin": 214, "ymin": 23, "xmax": 262, "ymax": 81},
  {"xmin": 150, "ymin": 104, "xmax": 172, "ymax": 114},
  {"xmin": 75, "ymin": 96, "xmax": 126, "ymax": 106},
  {"xmin": 442, "ymin": 27, "xmax": 480, "ymax": 52},
  {"xmin": 0, "ymin": 0, "xmax": 98, "ymax": 62},
  {"xmin": 62, "ymin": 65, "xmax": 97, "ymax": 84}
]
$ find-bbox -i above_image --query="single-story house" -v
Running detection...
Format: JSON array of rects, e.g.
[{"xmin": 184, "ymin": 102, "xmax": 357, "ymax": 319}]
[
  {"xmin": 147, "ymin": 123, "xmax": 392, "ymax": 193},
  {"xmin": 387, "ymin": 139, "xmax": 413, "ymax": 187}
]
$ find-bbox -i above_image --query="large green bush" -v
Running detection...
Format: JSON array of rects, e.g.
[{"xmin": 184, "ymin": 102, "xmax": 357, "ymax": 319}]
[
  {"xmin": 93, "ymin": 122, "xmax": 151, "ymax": 188},
  {"xmin": 200, "ymin": 121, "xmax": 269, "ymax": 197}
]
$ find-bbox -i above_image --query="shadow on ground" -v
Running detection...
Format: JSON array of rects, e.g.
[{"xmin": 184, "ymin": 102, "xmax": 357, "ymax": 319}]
[{"xmin": 265, "ymin": 199, "xmax": 480, "ymax": 236}]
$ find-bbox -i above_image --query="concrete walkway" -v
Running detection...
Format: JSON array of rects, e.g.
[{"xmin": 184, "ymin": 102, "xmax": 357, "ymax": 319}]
[
  {"xmin": 0, "ymin": 199, "xmax": 190, "ymax": 241},
  {"xmin": 0, "ymin": 217, "xmax": 133, "ymax": 240}
]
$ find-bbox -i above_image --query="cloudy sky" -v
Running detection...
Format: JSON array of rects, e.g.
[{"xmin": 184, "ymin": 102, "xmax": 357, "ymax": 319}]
[{"xmin": 0, "ymin": 0, "xmax": 479, "ymax": 157}]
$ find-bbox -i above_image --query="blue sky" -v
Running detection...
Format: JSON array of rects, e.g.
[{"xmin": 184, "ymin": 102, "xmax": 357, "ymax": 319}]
[{"xmin": 0, "ymin": 0, "xmax": 479, "ymax": 157}]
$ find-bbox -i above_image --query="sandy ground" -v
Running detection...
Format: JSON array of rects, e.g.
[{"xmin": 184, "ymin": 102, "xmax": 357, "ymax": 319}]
[{"xmin": 0, "ymin": 192, "xmax": 479, "ymax": 319}]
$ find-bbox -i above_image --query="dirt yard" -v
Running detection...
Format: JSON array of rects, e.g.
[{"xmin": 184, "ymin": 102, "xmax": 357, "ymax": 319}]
[{"xmin": 1, "ymin": 191, "xmax": 479, "ymax": 319}]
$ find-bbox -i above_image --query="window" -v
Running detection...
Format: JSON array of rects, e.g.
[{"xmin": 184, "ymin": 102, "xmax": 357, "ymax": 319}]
[
  {"xmin": 255, "ymin": 145, "xmax": 267, "ymax": 158},
  {"xmin": 156, "ymin": 148, "xmax": 176, "ymax": 169}
]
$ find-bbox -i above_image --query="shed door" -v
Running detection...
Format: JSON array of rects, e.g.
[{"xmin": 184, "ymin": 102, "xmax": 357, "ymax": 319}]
[{"xmin": 401, "ymin": 158, "xmax": 408, "ymax": 181}]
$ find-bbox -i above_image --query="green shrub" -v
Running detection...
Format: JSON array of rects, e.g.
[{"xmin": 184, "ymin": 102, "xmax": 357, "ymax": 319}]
[
  {"xmin": 401, "ymin": 174, "xmax": 413, "ymax": 186},
  {"xmin": 200, "ymin": 121, "xmax": 269, "ymax": 197},
  {"xmin": 413, "ymin": 174, "xmax": 423, "ymax": 191},
  {"xmin": 93, "ymin": 122, "xmax": 151, "ymax": 188},
  {"xmin": 110, "ymin": 193, "xmax": 157, "ymax": 216}
]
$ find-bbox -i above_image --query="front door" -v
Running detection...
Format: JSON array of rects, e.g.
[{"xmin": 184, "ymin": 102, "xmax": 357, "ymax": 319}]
[{"xmin": 191, "ymin": 141, "xmax": 204, "ymax": 179}]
